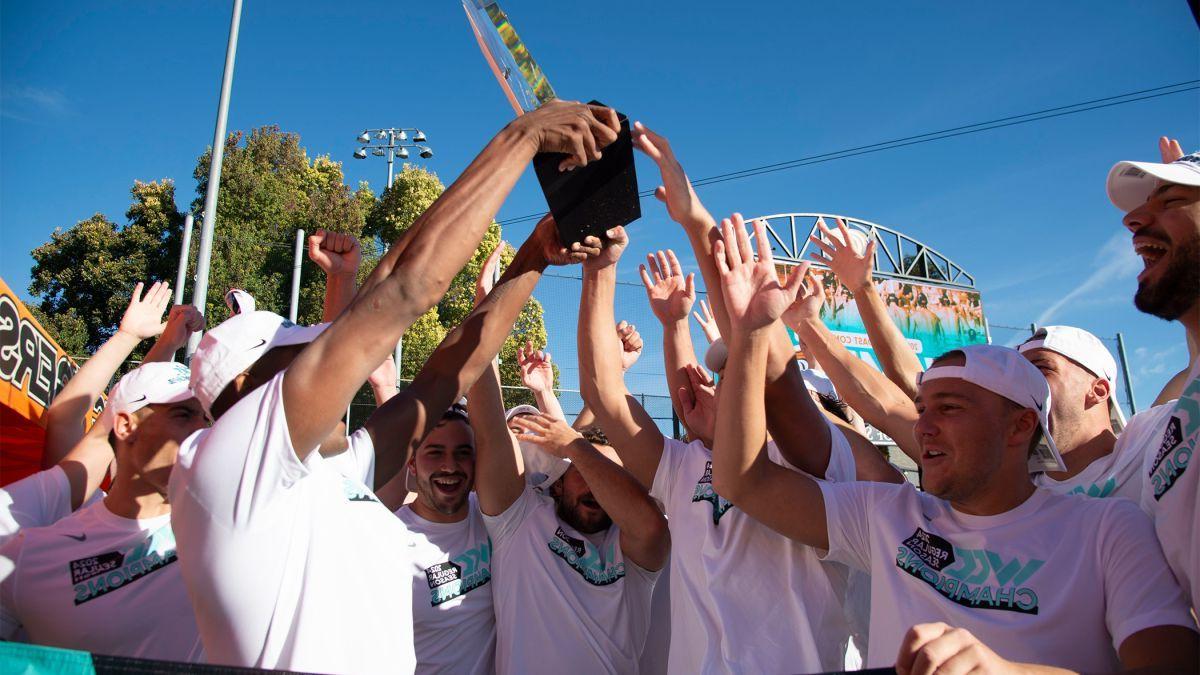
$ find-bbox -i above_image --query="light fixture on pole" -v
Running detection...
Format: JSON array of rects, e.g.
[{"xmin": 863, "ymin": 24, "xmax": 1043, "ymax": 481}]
[{"xmin": 350, "ymin": 127, "xmax": 433, "ymax": 190}]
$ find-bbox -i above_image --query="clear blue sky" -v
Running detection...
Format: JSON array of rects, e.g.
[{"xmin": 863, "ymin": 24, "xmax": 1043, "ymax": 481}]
[{"xmin": 2, "ymin": 1, "xmax": 1197, "ymax": 413}]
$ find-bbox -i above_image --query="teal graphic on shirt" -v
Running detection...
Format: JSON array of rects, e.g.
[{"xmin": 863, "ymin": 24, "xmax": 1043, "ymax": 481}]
[
  {"xmin": 895, "ymin": 528, "xmax": 1044, "ymax": 614},
  {"xmin": 426, "ymin": 539, "xmax": 492, "ymax": 606},
  {"xmin": 70, "ymin": 525, "xmax": 178, "ymax": 605},
  {"xmin": 1148, "ymin": 377, "xmax": 1198, "ymax": 501},
  {"xmin": 1068, "ymin": 477, "xmax": 1117, "ymax": 499},
  {"xmin": 342, "ymin": 476, "xmax": 381, "ymax": 504},
  {"xmin": 692, "ymin": 460, "xmax": 733, "ymax": 525},
  {"xmin": 547, "ymin": 527, "xmax": 626, "ymax": 586}
]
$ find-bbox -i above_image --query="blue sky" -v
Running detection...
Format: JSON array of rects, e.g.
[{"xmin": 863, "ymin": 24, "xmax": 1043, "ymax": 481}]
[{"xmin": 2, "ymin": 1, "xmax": 1198, "ymax": 413}]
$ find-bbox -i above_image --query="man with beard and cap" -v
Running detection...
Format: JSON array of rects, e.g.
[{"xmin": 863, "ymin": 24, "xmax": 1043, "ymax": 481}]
[
  {"xmin": 1107, "ymin": 139, "xmax": 1200, "ymax": 613},
  {"xmin": 471, "ymin": 260, "xmax": 670, "ymax": 673},
  {"xmin": 1018, "ymin": 325, "xmax": 1176, "ymax": 504},
  {"xmin": 1, "ymin": 363, "xmax": 208, "ymax": 661},
  {"xmin": 710, "ymin": 216, "xmax": 1197, "ymax": 672},
  {"xmin": 167, "ymin": 100, "xmax": 620, "ymax": 674}
]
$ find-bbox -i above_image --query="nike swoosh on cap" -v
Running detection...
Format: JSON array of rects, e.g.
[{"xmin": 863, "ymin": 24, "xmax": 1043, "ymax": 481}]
[
  {"xmin": 249, "ymin": 338, "xmax": 267, "ymax": 350},
  {"xmin": 129, "ymin": 395, "xmax": 148, "ymax": 404},
  {"xmin": 63, "ymin": 533, "xmax": 87, "ymax": 542}
]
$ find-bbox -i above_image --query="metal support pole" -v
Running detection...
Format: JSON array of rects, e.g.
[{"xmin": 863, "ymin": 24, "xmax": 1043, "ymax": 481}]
[
  {"xmin": 672, "ymin": 409, "xmax": 681, "ymax": 440},
  {"xmin": 289, "ymin": 229, "xmax": 304, "ymax": 322},
  {"xmin": 174, "ymin": 214, "xmax": 194, "ymax": 306},
  {"xmin": 982, "ymin": 316, "xmax": 992, "ymax": 345},
  {"xmin": 387, "ymin": 133, "xmax": 395, "ymax": 190},
  {"xmin": 1115, "ymin": 332, "xmax": 1139, "ymax": 415},
  {"xmin": 187, "ymin": 0, "xmax": 244, "ymax": 358},
  {"xmin": 1028, "ymin": 322, "xmax": 1038, "ymax": 337}
]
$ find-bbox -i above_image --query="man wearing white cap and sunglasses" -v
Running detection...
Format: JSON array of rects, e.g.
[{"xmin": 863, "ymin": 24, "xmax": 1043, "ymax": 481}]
[
  {"xmin": 1019, "ymin": 325, "xmax": 1177, "ymax": 504},
  {"xmin": 1108, "ymin": 140, "xmax": 1200, "ymax": 614},
  {"xmin": 711, "ymin": 216, "xmax": 1197, "ymax": 672},
  {"xmin": 1, "ymin": 362, "xmax": 207, "ymax": 661}
]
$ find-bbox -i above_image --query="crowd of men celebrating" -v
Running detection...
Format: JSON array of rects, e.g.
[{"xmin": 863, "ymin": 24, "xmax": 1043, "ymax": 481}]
[{"xmin": 0, "ymin": 102, "xmax": 1198, "ymax": 674}]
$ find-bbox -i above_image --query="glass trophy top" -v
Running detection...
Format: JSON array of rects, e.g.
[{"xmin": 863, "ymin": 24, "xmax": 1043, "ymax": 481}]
[{"xmin": 463, "ymin": 0, "xmax": 557, "ymax": 115}]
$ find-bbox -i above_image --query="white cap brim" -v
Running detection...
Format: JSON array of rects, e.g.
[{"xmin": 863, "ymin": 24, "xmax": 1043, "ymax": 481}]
[{"xmin": 1107, "ymin": 159, "xmax": 1200, "ymax": 212}]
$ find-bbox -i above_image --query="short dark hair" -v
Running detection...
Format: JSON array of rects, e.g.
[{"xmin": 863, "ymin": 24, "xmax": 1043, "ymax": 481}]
[
  {"xmin": 578, "ymin": 426, "xmax": 609, "ymax": 446},
  {"xmin": 441, "ymin": 403, "xmax": 469, "ymax": 425},
  {"xmin": 815, "ymin": 392, "xmax": 851, "ymax": 424}
]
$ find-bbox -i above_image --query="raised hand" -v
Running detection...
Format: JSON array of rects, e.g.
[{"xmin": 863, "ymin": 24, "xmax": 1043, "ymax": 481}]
[
  {"xmin": 308, "ymin": 229, "xmax": 362, "ymax": 278},
  {"xmin": 633, "ymin": 121, "xmax": 709, "ymax": 227},
  {"xmin": 510, "ymin": 100, "xmax": 622, "ymax": 172},
  {"xmin": 781, "ymin": 270, "xmax": 826, "ymax": 332},
  {"xmin": 639, "ymin": 249, "xmax": 696, "ymax": 323},
  {"xmin": 691, "ymin": 298, "xmax": 721, "ymax": 344},
  {"xmin": 895, "ymin": 623, "xmax": 1019, "ymax": 675},
  {"xmin": 157, "ymin": 304, "xmax": 206, "ymax": 352},
  {"xmin": 517, "ymin": 341, "xmax": 555, "ymax": 394},
  {"xmin": 678, "ymin": 364, "xmax": 717, "ymax": 447},
  {"xmin": 616, "ymin": 321, "xmax": 644, "ymax": 372},
  {"xmin": 1160, "ymin": 136, "xmax": 1185, "ymax": 163},
  {"xmin": 582, "ymin": 225, "xmax": 629, "ymax": 271},
  {"xmin": 510, "ymin": 412, "xmax": 585, "ymax": 459},
  {"xmin": 808, "ymin": 217, "xmax": 875, "ymax": 292},
  {"xmin": 714, "ymin": 214, "xmax": 807, "ymax": 333},
  {"xmin": 475, "ymin": 241, "xmax": 506, "ymax": 305},
  {"xmin": 529, "ymin": 214, "xmax": 601, "ymax": 266},
  {"xmin": 118, "ymin": 281, "xmax": 172, "ymax": 341}
]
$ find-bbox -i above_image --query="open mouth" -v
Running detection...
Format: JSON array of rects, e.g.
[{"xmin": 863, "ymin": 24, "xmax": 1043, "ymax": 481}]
[
  {"xmin": 431, "ymin": 475, "xmax": 465, "ymax": 495},
  {"xmin": 579, "ymin": 495, "xmax": 601, "ymax": 510},
  {"xmin": 921, "ymin": 449, "xmax": 947, "ymax": 463},
  {"xmin": 1133, "ymin": 238, "xmax": 1169, "ymax": 282}
]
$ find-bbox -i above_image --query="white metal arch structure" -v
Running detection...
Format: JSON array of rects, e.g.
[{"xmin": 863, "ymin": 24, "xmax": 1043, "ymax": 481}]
[{"xmin": 750, "ymin": 212, "xmax": 977, "ymax": 289}]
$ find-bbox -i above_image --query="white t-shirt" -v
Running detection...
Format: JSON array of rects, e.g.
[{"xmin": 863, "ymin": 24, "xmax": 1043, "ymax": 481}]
[
  {"xmin": 820, "ymin": 481, "xmax": 1196, "ymax": 671},
  {"xmin": 324, "ymin": 427, "xmax": 377, "ymax": 488},
  {"xmin": 168, "ymin": 372, "xmax": 416, "ymax": 674},
  {"xmin": 1142, "ymin": 360, "xmax": 1200, "ymax": 612},
  {"xmin": 395, "ymin": 493, "xmax": 495, "ymax": 675},
  {"xmin": 1035, "ymin": 402, "xmax": 1176, "ymax": 504},
  {"xmin": 483, "ymin": 484, "xmax": 659, "ymax": 675},
  {"xmin": 0, "ymin": 500, "xmax": 203, "ymax": 661},
  {"xmin": 0, "ymin": 467, "xmax": 73, "ymax": 549},
  {"xmin": 649, "ymin": 421, "xmax": 855, "ymax": 675}
]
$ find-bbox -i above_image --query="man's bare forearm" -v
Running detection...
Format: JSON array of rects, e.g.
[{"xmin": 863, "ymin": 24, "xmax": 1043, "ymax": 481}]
[
  {"xmin": 323, "ymin": 272, "xmax": 358, "ymax": 323},
  {"xmin": 662, "ymin": 318, "xmax": 699, "ymax": 420},
  {"xmin": 854, "ymin": 281, "xmax": 922, "ymax": 399},
  {"xmin": 470, "ymin": 361, "xmax": 525, "ymax": 516}
]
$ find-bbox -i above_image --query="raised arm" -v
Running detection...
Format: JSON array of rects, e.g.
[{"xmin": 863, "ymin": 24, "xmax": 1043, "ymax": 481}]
[
  {"xmin": 784, "ymin": 278, "xmax": 921, "ymax": 461},
  {"xmin": 517, "ymin": 342, "xmax": 566, "ymax": 422},
  {"xmin": 363, "ymin": 216, "xmax": 597, "ymax": 490},
  {"xmin": 43, "ymin": 281, "xmax": 173, "ymax": 467},
  {"xmin": 709, "ymin": 217, "xmax": 829, "ymax": 550},
  {"xmin": 513, "ymin": 413, "xmax": 669, "ymax": 571},
  {"xmin": 283, "ymin": 101, "xmax": 620, "ymax": 458},
  {"xmin": 471, "ymin": 359, "xmax": 526, "ymax": 516},
  {"xmin": 811, "ymin": 217, "xmax": 923, "ymax": 399},
  {"xmin": 577, "ymin": 227, "xmax": 666, "ymax": 487},
  {"xmin": 639, "ymin": 249, "xmax": 699, "ymax": 424},
  {"xmin": 307, "ymin": 229, "xmax": 363, "ymax": 323}
]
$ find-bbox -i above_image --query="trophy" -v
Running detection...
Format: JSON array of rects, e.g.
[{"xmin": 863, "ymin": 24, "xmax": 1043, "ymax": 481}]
[{"xmin": 463, "ymin": 0, "xmax": 641, "ymax": 245}]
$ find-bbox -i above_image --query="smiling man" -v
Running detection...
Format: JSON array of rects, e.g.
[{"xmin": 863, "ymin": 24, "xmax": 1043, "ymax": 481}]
[
  {"xmin": 1107, "ymin": 147, "xmax": 1200, "ymax": 614},
  {"xmin": 709, "ymin": 216, "xmax": 1198, "ymax": 672}
]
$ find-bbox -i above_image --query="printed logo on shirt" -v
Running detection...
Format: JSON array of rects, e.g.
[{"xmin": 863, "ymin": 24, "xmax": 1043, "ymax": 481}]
[
  {"xmin": 691, "ymin": 461, "xmax": 733, "ymax": 525},
  {"xmin": 342, "ymin": 476, "xmax": 381, "ymax": 504},
  {"xmin": 1067, "ymin": 477, "xmax": 1117, "ymax": 499},
  {"xmin": 69, "ymin": 526, "xmax": 178, "ymax": 605},
  {"xmin": 548, "ymin": 527, "xmax": 626, "ymax": 586},
  {"xmin": 895, "ymin": 528, "xmax": 1044, "ymax": 614},
  {"xmin": 425, "ymin": 539, "xmax": 492, "ymax": 606},
  {"xmin": 1148, "ymin": 393, "xmax": 1197, "ymax": 501}
]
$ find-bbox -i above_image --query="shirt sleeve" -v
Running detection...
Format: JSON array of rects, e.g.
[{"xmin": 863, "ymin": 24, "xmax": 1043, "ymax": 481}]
[
  {"xmin": 818, "ymin": 480, "xmax": 894, "ymax": 572},
  {"xmin": 766, "ymin": 417, "xmax": 855, "ymax": 482},
  {"xmin": 168, "ymin": 371, "xmax": 309, "ymax": 529},
  {"xmin": 0, "ymin": 533, "xmax": 25, "ymax": 639},
  {"xmin": 325, "ymin": 428, "xmax": 376, "ymax": 487},
  {"xmin": 481, "ymin": 483, "xmax": 539, "ymax": 547},
  {"xmin": 1097, "ymin": 499, "xmax": 1198, "ymax": 649},
  {"xmin": 0, "ymin": 466, "xmax": 71, "ymax": 547},
  {"xmin": 650, "ymin": 438, "xmax": 693, "ymax": 506}
]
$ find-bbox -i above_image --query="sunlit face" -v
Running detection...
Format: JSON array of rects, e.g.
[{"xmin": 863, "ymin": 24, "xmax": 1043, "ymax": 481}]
[
  {"xmin": 507, "ymin": 413, "xmax": 536, "ymax": 436},
  {"xmin": 1020, "ymin": 348, "xmax": 1107, "ymax": 450},
  {"xmin": 552, "ymin": 464, "xmax": 612, "ymax": 534},
  {"xmin": 914, "ymin": 358, "xmax": 1025, "ymax": 502},
  {"xmin": 114, "ymin": 397, "xmax": 208, "ymax": 494},
  {"xmin": 1122, "ymin": 182, "xmax": 1200, "ymax": 321},
  {"xmin": 409, "ymin": 419, "xmax": 475, "ymax": 517}
]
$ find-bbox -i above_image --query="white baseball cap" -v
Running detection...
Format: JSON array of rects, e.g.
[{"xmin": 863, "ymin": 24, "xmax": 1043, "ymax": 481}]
[
  {"xmin": 505, "ymin": 405, "xmax": 541, "ymax": 423},
  {"xmin": 102, "ymin": 362, "xmax": 195, "ymax": 426},
  {"xmin": 1106, "ymin": 151, "xmax": 1200, "ymax": 212},
  {"xmin": 189, "ymin": 311, "xmax": 328, "ymax": 415},
  {"xmin": 801, "ymin": 366, "xmax": 838, "ymax": 399},
  {"xmin": 224, "ymin": 288, "xmax": 257, "ymax": 315},
  {"xmin": 917, "ymin": 344, "xmax": 1065, "ymax": 473},
  {"xmin": 1019, "ymin": 325, "xmax": 1126, "ymax": 430}
]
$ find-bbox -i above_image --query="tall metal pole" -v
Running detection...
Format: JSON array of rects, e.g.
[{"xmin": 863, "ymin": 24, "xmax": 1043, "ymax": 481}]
[
  {"xmin": 387, "ymin": 145, "xmax": 395, "ymax": 190},
  {"xmin": 174, "ymin": 214, "xmax": 194, "ymax": 305},
  {"xmin": 187, "ymin": 0, "xmax": 244, "ymax": 358},
  {"xmin": 1115, "ymin": 332, "xmax": 1139, "ymax": 415},
  {"xmin": 289, "ymin": 229, "xmax": 304, "ymax": 322}
]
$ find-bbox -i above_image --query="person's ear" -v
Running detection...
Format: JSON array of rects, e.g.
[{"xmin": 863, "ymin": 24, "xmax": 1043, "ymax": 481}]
[
  {"xmin": 112, "ymin": 411, "xmax": 139, "ymax": 443},
  {"xmin": 1008, "ymin": 408, "xmax": 1039, "ymax": 449},
  {"xmin": 1085, "ymin": 377, "xmax": 1112, "ymax": 410}
]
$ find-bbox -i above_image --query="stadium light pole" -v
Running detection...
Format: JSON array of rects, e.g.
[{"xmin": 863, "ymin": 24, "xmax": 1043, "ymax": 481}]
[
  {"xmin": 187, "ymin": 0, "xmax": 244, "ymax": 359},
  {"xmin": 352, "ymin": 126, "xmax": 433, "ymax": 387}
]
